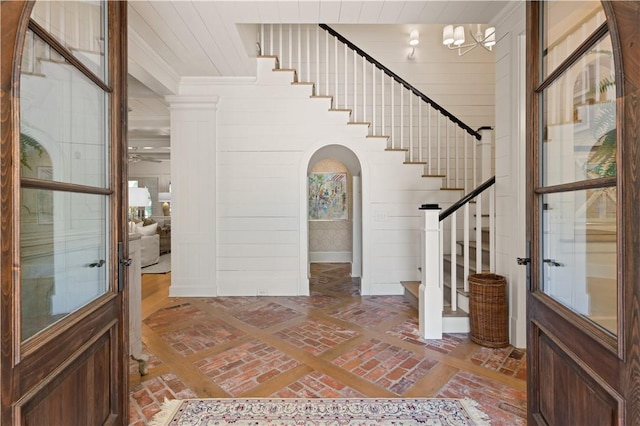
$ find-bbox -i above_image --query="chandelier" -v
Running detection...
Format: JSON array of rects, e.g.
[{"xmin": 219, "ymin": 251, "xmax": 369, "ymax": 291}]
[{"xmin": 442, "ymin": 24, "xmax": 498, "ymax": 56}]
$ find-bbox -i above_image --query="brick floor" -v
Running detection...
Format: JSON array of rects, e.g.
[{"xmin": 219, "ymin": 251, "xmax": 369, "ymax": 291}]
[
  {"xmin": 470, "ymin": 345, "xmax": 527, "ymax": 379},
  {"xmin": 271, "ymin": 370, "xmax": 365, "ymax": 398},
  {"xmin": 332, "ymin": 338, "xmax": 438, "ymax": 395},
  {"xmin": 274, "ymin": 319, "xmax": 358, "ymax": 355},
  {"xmin": 283, "ymin": 295, "xmax": 340, "ymax": 310},
  {"xmin": 194, "ymin": 340, "xmax": 301, "ymax": 396},
  {"xmin": 131, "ymin": 264, "xmax": 527, "ymax": 426},
  {"xmin": 129, "ymin": 373, "xmax": 197, "ymax": 426},
  {"xmin": 386, "ymin": 318, "xmax": 469, "ymax": 354},
  {"xmin": 201, "ymin": 296, "xmax": 259, "ymax": 311},
  {"xmin": 129, "ymin": 342, "xmax": 163, "ymax": 375},
  {"xmin": 436, "ymin": 370, "xmax": 527, "ymax": 425},
  {"xmin": 231, "ymin": 302, "xmax": 303, "ymax": 329},
  {"xmin": 158, "ymin": 318, "xmax": 246, "ymax": 356},
  {"xmin": 325, "ymin": 303, "xmax": 398, "ymax": 329},
  {"xmin": 143, "ymin": 301, "xmax": 206, "ymax": 330},
  {"xmin": 366, "ymin": 295, "xmax": 416, "ymax": 313}
]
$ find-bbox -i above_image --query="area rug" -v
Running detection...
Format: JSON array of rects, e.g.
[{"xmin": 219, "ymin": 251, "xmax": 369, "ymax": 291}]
[
  {"xmin": 149, "ymin": 397, "xmax": 491, "ymax": 425},
  {"xmin": 142, "ymin": 253, "xmax": 171, "ymax": 274}
]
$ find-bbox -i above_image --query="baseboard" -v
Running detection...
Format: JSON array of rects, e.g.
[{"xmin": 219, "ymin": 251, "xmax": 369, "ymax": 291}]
[{"xmin": 309, "ymin": 251, "xmax": 352, "ymax": 263}]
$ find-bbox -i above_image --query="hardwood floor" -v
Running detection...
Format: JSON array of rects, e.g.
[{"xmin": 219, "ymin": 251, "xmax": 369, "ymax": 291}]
[{"xmin": 129, "ymin": 264, "xmax": 527, "ymax": 425}]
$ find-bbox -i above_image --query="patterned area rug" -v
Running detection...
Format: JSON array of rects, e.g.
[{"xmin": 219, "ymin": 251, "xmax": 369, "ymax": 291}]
[{"xmin": 149, "ymin": 398, "xmax": 491, "ymax": 425}]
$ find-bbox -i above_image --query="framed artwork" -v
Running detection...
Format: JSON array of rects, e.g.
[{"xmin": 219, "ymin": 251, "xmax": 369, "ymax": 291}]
[{"xmin": 308, "ymin": 172, "xmax": 348, "ymax": 220}]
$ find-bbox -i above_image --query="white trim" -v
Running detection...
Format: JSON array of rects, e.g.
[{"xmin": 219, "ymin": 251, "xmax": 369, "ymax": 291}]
[
  {"xmin": 181, "ymin": 76, "xmax": 257, "ymax": 86},
  {"xmin": 166, "ymin": 96, "xmax": 220, "ymax": 111},
  {"xmin": 309, "ymin": 251, "xmax": 352, "ymax": 263}
]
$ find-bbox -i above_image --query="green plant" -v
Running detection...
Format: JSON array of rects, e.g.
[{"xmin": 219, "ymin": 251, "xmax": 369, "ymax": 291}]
[
  {"xmin": 20, "ymin": 132, "xmax": 43, "ymax": 170},
  {"xmin": 585, "ymin": 75, "xmax": 616, "ymax": 179}
]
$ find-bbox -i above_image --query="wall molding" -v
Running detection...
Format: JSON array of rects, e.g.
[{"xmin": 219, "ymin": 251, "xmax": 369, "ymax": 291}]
[{"xmin": 309, "ymin": 251, "xmax": 353, "ymax": 263}]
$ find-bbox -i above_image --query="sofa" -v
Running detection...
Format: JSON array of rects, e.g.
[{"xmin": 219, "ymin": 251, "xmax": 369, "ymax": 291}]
[
  {"xmin": 150, "ymin": 216, "xmax": 171, "ymax": 254},
  {"xmin": 134, "ymin": 221, "xmax": 160, "ymax": 267}
]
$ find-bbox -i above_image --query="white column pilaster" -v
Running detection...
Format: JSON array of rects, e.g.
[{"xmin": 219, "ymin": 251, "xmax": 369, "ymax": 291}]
[{"xmin": 166, "ymin": 95, "xmax": 219, "ymax": 297}]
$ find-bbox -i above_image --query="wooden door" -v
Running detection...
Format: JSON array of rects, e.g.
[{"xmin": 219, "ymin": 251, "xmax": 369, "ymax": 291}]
[
  {"xmin": 526, "ymin": 1, "xmax": 640, "ymax": 424},
  {"xmin": 1, "ymin": 1, "xmax": 129, "ymax": 424}
]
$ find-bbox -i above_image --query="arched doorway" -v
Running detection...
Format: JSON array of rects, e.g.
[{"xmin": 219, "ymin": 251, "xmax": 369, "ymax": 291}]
[{"xmin": 305, "ymin": 145, "xmax": 362, "ymax": 296}]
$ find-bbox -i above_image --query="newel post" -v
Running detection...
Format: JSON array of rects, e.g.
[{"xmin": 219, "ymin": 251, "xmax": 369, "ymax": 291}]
[{"xmin": 419, "ymin": 204, "xmax": 442, "ymax": 339}]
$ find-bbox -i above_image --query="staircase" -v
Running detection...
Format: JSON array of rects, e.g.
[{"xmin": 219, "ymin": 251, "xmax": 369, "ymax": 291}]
[{"xmin": 258, "ymin": 24, "xmax": 496, "ymax": 338}]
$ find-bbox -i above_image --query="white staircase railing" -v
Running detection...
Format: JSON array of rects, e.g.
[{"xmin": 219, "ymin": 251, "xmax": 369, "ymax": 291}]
[
  {"xmin": 441, "ymin": 176, "xmax": 495, "ymax": 308},
  {"xmin": 419, "ymin": 176, "xmax": 495, "ymax": 338},
  {"xmin": 259, "ymin": 23, "xmax": 483, "ymax": 192}
]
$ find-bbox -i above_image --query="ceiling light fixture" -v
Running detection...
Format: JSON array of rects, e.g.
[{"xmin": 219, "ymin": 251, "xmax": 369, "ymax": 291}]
[
  {"xmin": 408, "ymin": 29, "xmax": 420, "ymax": 59},
  {"xmin": 443, "ymin": 24, "xmax": 502, "ymax": 56}
]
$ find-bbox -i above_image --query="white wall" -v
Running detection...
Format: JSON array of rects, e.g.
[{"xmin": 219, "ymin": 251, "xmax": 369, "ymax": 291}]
[
  {"xmin": 492, "ymin": 3, "xmax": 527, "ymax": 348},
  {"xmin": 168, "ymin": 58, "xmax": 460, "ymax": 298}
]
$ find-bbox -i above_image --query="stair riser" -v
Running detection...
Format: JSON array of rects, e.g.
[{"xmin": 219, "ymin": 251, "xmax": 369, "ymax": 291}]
[
  {"xmin": 443, "ymin": 286, "xmax": 470, "ymax": 312},
  {"xmin": 455, "ymin": 244, "xmax": 490, "ymax": 261},
  {"xmin": 444, "ymin": 258, "xmax": 490, "ymax": 279}
]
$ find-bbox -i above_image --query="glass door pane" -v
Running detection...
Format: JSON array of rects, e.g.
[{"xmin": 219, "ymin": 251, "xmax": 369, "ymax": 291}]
[
  {"xmin": 538, "ymin": 1, "xmax": 617, "ymax": 337},
  {"xmin": 541, "ymin": 35, "xmax": 615, "ymax": 187},
  {"xmin": 542, "ymin": 0, "xmax": 605, "ymax": 78},
  {"xmin": 30, "ymin": 0, "xmax": 107, "ymax": 81},
  {"xmin": 20, "ymin": 30, "xmax": 108, "ymax": 188},
  {"xmin": 541, "ymin": 189, "xmax": 617, "ymax": 334},
  {"xmin": 21, "ymin": 190, "xmax": 109, "ymax": 341},
  {"xmin": 19, "ymin": 2, "xmax": 112, "ymax": 343}
]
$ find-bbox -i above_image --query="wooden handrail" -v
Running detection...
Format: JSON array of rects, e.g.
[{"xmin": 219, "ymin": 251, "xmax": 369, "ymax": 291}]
[
  {"xmin": 319, "ymin": 24, "xmax": 482, "ymax": 141},
  {"xmin": 439, "ymin": 176, "xmax": 496, "ymax": 221}
]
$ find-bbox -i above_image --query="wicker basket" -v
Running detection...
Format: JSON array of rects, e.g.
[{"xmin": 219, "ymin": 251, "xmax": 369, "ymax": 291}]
[{"xmin": 468, "ymin": 273, "xmax": 508, "ymax": 348}]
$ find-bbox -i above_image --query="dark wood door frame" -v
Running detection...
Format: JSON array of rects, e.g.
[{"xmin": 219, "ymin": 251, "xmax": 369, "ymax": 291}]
[
  {"xmin": 526, "ymin": 1, "xmax": 640, "ymax": 424},
  {"xmin": 0, "ymin": 1, "xmax": 129, "ymax": 424}
]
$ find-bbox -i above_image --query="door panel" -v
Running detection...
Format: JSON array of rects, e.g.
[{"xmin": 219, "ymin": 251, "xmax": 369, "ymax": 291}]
[
  {"xmin": 1, "ymin": 1, "xmax": 128, "ymax": 424},
  {"xmin": 536, "ymin": 329, "xmax": 620, "ymax": 425},
  {"xmin": 19, "ymin": 329, "xmax": 113, "ymax": 425}
]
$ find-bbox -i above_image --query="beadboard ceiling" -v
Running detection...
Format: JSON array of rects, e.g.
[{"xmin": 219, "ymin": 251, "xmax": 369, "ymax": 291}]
[{"xmin": 127, "ymin": 0, "xmax": 512, "ymax": 158}]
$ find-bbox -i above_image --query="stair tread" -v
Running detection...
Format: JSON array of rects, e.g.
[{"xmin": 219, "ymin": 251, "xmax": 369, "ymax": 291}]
[
  {"xmin": 367, "ymin": 135, "xmax": 390, "ymax": 139},
  {"xmin": 401, "ymin": 281, "xmax": 420, "ymax": 298},
  {"xmin": 443, "ymin": 253, "xmax": 490, "ymax": 269},
  {"xmin": 292, "ymin": 82, "xmax": 314, "ymax": 85},
  {"xmin": 404, "ymin": 161, "xmax": 427, "ymax": 165},
  {"xmin": 310, "ymin": 95, "xmax": 332, "ymax": 99},
  {"xmin": 386, "ymin": 148, "xmax": 408, "ymax": 152},
  {"xmin": 443, "ymin": 307, "xmax": 469, "ymax": 317},
  {"xmin": 422, "ymin": 174, "xmax": 446, "ymax": 178},
  {"xmin": 456, "ymin": 240, "xmax": 491, "ymax": 251},
  {"xmin": 441, "ymin": 187, "xmax": 465, "ymax": 191},
  {"xmin": 330, "ymin": 108, "xmax": 352, "ymax": 112},
  {"xmin": 348, "ymin": 121, "xmax": 371, "ymax": 126}
]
